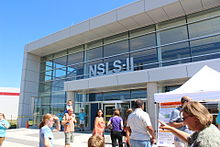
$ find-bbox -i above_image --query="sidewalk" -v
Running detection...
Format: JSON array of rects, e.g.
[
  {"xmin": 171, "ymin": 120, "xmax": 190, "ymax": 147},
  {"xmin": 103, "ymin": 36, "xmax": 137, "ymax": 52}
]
[{"xmin": 3, "ymin": 128, "xmax": 112, "ymax": 147}]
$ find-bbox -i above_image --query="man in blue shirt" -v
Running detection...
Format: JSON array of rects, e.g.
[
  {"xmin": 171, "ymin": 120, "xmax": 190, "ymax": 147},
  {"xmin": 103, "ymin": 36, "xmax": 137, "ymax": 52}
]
[
  {"xmin": 57, "ymin": 111, "xmax": 64, "ymax": 131},
  {"xmin": 169, "ymin": 96, "xmax": 192, "ymax": 147},
  {"xmin": 78, "ymin": 109, "xmax": 86, "ymax": 131}
]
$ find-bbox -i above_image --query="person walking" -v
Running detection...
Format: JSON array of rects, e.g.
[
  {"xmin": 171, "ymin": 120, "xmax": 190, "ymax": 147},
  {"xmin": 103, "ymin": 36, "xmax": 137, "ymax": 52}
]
[
  {"xmin": 0, "ymin": 113, "xmax": 10, "ymax": 147},
  {"xmin": 78, "ymin": 109, "xmax": 86, "ymax": 131},
  {"xmin": 126, "ymin": 99, "xmax": 156, "ymax": 147},
  {"xmin": 168, "ymin": 96, "xmax": 192, "ymax": 147},
  {"xmin": 39, "ymin": 113, "xmax": 60, "ymax": 147},
  {"xmin": 159, "ymin": 101, "xmax": 220, "ymax": 147},
  {"xmin": 93, "ymin": 109, "xmax": 105, "ymax": 137},
  {"xmin": 123, "ymin": 108, "xmax": 133, "ymax": 147},
  {"xmin": 107, "ymin": 109, "xmax": 123, "ymax": 147},
  {"xmin": 62, "ymin": 108, "xmax": 77, "ymax": 147},
  {"xmin": 57, "ymin": 110, "xmax": 64, "ymax": 131}
]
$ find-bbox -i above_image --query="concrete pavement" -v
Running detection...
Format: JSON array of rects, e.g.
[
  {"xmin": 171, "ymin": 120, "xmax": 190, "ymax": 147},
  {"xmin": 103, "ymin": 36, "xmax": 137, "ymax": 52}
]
[{"xmin": 3, "ymin": 128, "xmax": 112, "ymax": 147}]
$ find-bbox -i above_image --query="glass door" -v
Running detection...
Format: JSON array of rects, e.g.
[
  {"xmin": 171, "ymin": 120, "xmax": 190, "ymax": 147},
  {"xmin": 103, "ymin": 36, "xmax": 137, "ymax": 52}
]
[
  {"xmin": 104, "ymin": 104, "xmax": 115, "ymax": 123},
  {"xmin": 117, "ymin": 102, "xmax": 130, "ymax": 119}
]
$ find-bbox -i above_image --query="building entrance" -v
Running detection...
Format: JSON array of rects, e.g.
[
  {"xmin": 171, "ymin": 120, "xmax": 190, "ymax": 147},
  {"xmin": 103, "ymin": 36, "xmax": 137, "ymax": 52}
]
[{"xmin": 102, "ymin": 101, "xmax": 131, "ymax": 124}]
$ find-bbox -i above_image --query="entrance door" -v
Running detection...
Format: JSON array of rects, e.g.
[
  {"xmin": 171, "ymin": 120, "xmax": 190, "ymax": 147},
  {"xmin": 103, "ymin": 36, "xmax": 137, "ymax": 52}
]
[
  {"xmin": 117, "ymin": 102, "xmax": 130, "ymax": 119},
  {"xmin": 104, "ymin": 104, "xmax": 115, "ymax": 123},
  {"xmin": 103, "ymin": 101, "xmax": 131, "ymax": 124}
]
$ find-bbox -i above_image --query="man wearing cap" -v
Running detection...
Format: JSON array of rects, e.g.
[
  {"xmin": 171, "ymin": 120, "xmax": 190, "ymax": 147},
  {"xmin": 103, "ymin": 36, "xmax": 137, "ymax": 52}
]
[{"xmin": 168, "ymin": 96, "xmax": 192, "ymax": 147}]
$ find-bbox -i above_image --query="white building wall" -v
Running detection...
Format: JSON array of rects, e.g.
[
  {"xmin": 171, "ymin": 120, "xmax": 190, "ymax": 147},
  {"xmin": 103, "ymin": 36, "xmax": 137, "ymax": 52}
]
[
  {"xmin": 18, "ymin": 52, "xmax": 40, "ymax": 127},
  {"xmin": 0, "ymin": 87, "xmax": 19, "ymax": 120}
]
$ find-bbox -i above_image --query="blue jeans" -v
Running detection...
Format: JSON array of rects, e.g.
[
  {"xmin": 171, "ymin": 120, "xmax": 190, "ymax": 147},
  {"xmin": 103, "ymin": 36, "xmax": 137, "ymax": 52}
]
[{"xmin": 130, "ymin": 139, "xmax": 151, "ymax": 147}]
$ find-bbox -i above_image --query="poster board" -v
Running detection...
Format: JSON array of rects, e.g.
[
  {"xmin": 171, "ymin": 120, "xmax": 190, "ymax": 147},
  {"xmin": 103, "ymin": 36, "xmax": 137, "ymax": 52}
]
[{"xmin": 157, "ymin": 102, "xmax": 181, "ymax": 146}]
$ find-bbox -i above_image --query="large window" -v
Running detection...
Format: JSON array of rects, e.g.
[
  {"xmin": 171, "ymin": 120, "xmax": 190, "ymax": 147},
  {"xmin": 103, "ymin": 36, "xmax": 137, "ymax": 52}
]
[
  {"xmin": 161, "ymin": 42, "xmax": 191, "ymax": 66},
  {"xmin": 131, "ymin": 48, "xmax": 158, "ymax": 70},
  {"xmin": 85, "ymin": 47, "xmax": 103, "ymax": 61},
  {"xmin": 130, "ymin": 33, "xmax": 156, "ymax": 51},
  {"xmin": 87, "ymin": 89, "xmax": 146, "ymax": 102},
  {"xmin": 104, "ymin": 40, "xmax": 129, "ymax": 57},
  {"xmin": 158, "ymin": 26, "xmax": 188, "ymax": 45},
  {"xmin": 188, "ymin": 17, "xmax": 220, "ymax": 38},
  {"xmin": 191, "ymin": 35, "xmax": 220, "ymax": 61}
]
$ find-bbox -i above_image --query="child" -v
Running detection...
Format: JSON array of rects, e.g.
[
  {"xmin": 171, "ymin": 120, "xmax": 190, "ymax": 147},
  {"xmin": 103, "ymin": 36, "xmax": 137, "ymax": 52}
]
[
  {"xmin": 64, "ymin": 100, "xmax": 73, "ymax": 114},
  {"xmin": 88, "ymin": 135, "xmax": 105, "ymax": 147}
]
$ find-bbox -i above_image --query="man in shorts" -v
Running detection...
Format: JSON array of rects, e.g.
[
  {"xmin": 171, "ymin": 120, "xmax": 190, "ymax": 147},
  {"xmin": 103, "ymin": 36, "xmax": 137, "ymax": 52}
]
[
  {"xmin": 78, "ymin": 109, "xmax": 86, "ymax": 131},
  {"xmin": 62, "ymin": 108, "xmax": 77, "ymax": 147}
]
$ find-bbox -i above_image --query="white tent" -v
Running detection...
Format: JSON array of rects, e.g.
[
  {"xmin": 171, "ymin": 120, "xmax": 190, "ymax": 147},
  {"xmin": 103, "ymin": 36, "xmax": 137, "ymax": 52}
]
[{"xmin": 154, "ymin": 65, "xmax": 220, "ymax": 103}]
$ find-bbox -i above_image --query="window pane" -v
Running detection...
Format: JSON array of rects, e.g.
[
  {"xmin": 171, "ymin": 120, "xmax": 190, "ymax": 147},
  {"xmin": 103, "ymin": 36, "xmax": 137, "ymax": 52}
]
[
  {"xmin": 39, "ymin": 96, "xmax": 51, "ymax": 105},
  {"xmin": 103, "ymin": 90, "xmax": 130, "ymax": 101},
  {"xmin": 130, "ymin": 25, "xmax": 155, "ymax": 38},
  {"xmin": 158, "ymin": 26, "xmax": 188, "ymax": 45},
  {"xmin": 54, "ymin": 56, "xmax": 67, "ymax": 69},
  {"xmin": 67, "ymin": 63, "xmax": 84, "ymax": 80},
  {"xmin": 131, "ymin": 48, "xmax": 158, "ymax": 70},
  {"xmin": 51, "ymin": 91, "xmax": 65, "ymax": 104},
  {"xmin": 88, "ymin": 93, "xmax": 103, "ymax": 102},
  {"xmin": 104, "ymin": 40, "xmax": 129, "ymax": 57},
  {"xmin": 53, "ymin": 67, "xmax": 66, "ymax": 79},
  {"xmin": 85, "ymin": 47, "xmax": 103, "ymax": 61},
  {"xmin": 68, "ymin": 45, "xmax": 83, "ymax": 54},
  {"xmin": 87, "ymin": 40, "xmax": 102, "ymax": 49},
  {"xmin": 130, "ymin": 33, "xmax": 156, "ymax": 51},
  {"xmin": 104, "ymin": 32, "xmax": 128, "ymax": 44},
  {"xmin": 191, "ymin": 35, "xmax": 220, "ymax": 61},
  {"xmin": 188, "ymin": 17, "xmax": 220, "ymax": 38},
  {"xmin": 51, "ymin": 79, "xmax": 65, "ymax": 92},
  {"xmin": 40, "ymin": 71, "xmax": 53, "ymax": 81},
  {"xmin": 75, "ymin": 93, "xmax": 88, "ymax": 102},
  {"xmin": 39, "ymin": 82, "xmax": 51, "ymax": 93},
  {"xmin": 158, "ymin": 17, "xmax": 186, "ymax": 29},
  {"xmin": 53, "ymin": 50, "xmax": 67, "ymax": 59},
  {"xmin": 68, "ymin": 51, "xmax": 84, "ymax": 65},
  {"xmin": 161, "ymin": 42, "xmax": 191, "ymax": 66},
  {"xmin": 131, "ymin": 89, "xmax": 147, "ymax": 99}
]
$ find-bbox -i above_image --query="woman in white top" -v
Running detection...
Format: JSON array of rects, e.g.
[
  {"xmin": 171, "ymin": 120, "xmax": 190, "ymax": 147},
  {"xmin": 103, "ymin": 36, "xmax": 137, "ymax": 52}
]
[{"xmin": 39, "ymin": 114, "xmax": 60, "ymax": 147}]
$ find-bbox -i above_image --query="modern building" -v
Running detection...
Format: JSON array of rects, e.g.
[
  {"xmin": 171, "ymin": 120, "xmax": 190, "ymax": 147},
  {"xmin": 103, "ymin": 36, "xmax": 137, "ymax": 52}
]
[
  {"xmin": 0, "ymin": 87, "xmax": 20, "ymax": 121},
  {"xmin": 19, "ymin": 0, "xmax": 220, "ymax": 129}
]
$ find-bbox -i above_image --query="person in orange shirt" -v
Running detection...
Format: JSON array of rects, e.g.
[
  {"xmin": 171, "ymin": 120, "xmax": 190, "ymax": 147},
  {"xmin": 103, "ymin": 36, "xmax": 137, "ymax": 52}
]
[
  {"xmin": 62, "ymin": 108, "xmax": 77, "ymax": 147},
  {"xmin": 93, "ymin": 109, "xmax": 105, "ymax": 137}
]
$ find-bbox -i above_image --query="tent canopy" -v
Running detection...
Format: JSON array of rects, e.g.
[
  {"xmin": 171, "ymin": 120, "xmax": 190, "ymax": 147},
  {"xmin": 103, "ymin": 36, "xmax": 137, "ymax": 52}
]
[{"xmin": 154, "ymin": 65, "xmax": 220, "ymax": 103}]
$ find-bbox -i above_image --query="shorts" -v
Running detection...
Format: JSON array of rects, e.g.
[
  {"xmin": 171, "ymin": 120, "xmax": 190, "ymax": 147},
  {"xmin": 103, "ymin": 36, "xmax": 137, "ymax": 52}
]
[
  {"xmin": 79, "ymin": 120, "xmax": 85, "ymax": 125},
  {"xmin": 0, "ymin": 137, "xmax": 5, "ymax": 145},
  {"xmin": 65, "ymin": 132, "xmax": 74, "ymax": 145},
  {"xmin": 130, "ymin": 139, "xmax": 151, "ymax": 147}
]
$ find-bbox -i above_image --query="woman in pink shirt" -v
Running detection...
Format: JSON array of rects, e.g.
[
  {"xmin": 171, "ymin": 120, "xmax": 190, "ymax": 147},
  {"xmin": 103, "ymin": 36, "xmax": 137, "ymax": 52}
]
[{"xmin": 93, "ymin": 109, "xmax": 105, "ymax": 137}]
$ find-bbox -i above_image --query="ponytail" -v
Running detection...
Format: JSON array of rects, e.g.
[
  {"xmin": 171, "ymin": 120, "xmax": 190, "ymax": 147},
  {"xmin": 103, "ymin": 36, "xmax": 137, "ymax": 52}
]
[
  {"xmin": 39, "ymin": 113, "xmax": 53, "ymax": 129},
  {"xmin": 39, "ymin": 121, "xmax": 45, "ymax": 129}
]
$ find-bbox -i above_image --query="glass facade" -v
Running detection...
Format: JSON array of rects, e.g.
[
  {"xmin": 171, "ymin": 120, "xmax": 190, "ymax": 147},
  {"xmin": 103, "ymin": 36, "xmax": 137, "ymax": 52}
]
[{"xmin": 34, "ymin": 6, "xmax": 220, "ymax": 125}]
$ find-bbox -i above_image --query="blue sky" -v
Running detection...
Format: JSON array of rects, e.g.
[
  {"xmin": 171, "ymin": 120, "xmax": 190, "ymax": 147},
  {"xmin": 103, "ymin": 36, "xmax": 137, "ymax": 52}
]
[{"xmin": 0, "ymin": 0, "xmax": 136, "ymax": 88}]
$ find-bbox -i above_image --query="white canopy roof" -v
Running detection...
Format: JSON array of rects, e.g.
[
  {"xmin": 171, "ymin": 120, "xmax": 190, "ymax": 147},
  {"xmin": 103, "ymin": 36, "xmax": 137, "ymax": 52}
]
[{"xmin": 154, "ymin": 65, "xmax": 220, "ymax": 103}]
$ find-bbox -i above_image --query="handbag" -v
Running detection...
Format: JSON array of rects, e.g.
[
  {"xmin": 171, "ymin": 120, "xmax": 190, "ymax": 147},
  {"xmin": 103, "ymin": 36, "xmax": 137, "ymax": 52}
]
[{"xmin": 108, "ymin": 123, "xmax": 113, "ymax": 130}]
